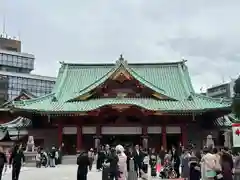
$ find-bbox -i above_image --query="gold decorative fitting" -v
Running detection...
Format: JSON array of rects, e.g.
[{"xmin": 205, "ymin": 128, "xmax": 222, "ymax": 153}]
[{"xmin": 111, "ymin": 104, "xmax": 130, "ymax": 111}]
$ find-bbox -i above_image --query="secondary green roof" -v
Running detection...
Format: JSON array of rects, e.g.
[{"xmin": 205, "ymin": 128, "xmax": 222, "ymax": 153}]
[{"xmin": 12, "ymin": 57, "xmax": 231, "ymax": 113}]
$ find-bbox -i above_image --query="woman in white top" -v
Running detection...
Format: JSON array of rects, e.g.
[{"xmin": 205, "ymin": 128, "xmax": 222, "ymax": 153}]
[{"xmin": 201, "ymin": 147, "xmax": 217, "ymax": 180}]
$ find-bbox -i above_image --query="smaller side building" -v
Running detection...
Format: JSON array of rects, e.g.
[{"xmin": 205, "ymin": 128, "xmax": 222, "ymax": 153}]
[{"xmin": 207, "ymin": 79, "xmax": 235, "ymax": 99}]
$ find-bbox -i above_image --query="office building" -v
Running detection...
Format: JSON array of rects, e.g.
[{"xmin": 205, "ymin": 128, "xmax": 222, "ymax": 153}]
[
  {"xmin": 206, "ymin": 79, "xmax": 235, "ymax": 99},
  {"xmin": 0, "ymin": 35, "xmax": 56, "ymax": 101}
]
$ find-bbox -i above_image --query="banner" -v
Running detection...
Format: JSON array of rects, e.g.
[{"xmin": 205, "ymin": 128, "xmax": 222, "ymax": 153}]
[{"xmin": 232, "ymin": 123, "xmax": 240, "ymax": 147}]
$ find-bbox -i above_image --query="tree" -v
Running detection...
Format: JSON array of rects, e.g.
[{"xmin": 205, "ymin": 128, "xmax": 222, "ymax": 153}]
[{"xmin": 233, "ymin": 76, "xmax": 240, "ymax": 118}]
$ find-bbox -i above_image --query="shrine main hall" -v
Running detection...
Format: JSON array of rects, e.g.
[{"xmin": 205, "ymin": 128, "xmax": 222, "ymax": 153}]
[{"xmin": 11, "ymin": 56, "xmax": 231, "ymax": 154}]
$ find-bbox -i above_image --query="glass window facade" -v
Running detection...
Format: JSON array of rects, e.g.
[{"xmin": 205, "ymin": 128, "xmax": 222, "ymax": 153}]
[
  {"xmin": 7, "ymin": 76, "xmax": 55, "ymax": 100},
  {"xmin": 0, "ymin": 52, "xmax": 34, "ymax": 72}
]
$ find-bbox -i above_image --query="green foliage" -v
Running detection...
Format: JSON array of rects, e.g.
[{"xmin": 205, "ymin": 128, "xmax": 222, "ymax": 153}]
[{"xmin": 233, "ymin": 76, "xmax": 240, "ymax": 118}]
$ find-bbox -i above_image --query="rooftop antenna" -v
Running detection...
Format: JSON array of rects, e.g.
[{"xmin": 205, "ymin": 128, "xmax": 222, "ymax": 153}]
[
  {"xmin": 18, "ymin": 30, "xmax": 21, "ymax": 41},
  {"xmin": 221, "ymin": 75, "xmax": 225, "ymax": 83},
  {"xmin": 3, "ymin": 14, "xmax": 6, "ymax": 35}
]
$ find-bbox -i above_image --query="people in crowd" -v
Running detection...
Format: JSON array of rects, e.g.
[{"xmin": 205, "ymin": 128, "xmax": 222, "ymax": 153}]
[
  {"xmin": 149, "ymin": 148, "xmax": 157, "ymax": 177},
  {"xmin": 36, "ymin": 149, "xmax": 42, "ymax": 168},
  {"xmin": 159, "ymin": 146, "xmax": 166, "ymax": 166},
  {"xmin": 88, "ymin": 148, "xmax": 94, "ymax": 171},
  {"xmin": 181, "ymin": 149, "xmax": 191, "ymax": 179},
  {"xmin": 234, "ymin": 152, "xmax": 240, "ymax": 180},
  {"xmin": 116, "ymin": 145, "xmax": 127, "ymax": 180},
  {"xmin": 201, "ymin": 147, "xmax": 216, "ymax": 180},
  {"xmin": 189, "ymin": 150, "xmax": 201, "ymax": 180},
  {"xmin": 133, "ymin": 145, "xmax": 143, "ymax": 178},
  {"xmin": 97, "ymin": 146, "xmax": 105, "ymax": 171},
  {"xmin": 212, "ymin": 148, "xmax": 222, "ymax": 179},
  {"xmin": 9, "ymin": 144, "xmax": 25, "ymax": 180},
  {"xmin": 221, "ymin": 147, "xmax": 233, "ymax": 180},
  {"xmin": 0, "ymin": 146, "xmax": 7, "ymax": 180},
  {"xmin": 141, "ymin": 150, "xmax": 149, "ymax": 179},
  {"xmin": 171, "ymin": 146, "xmax": 181, "ymax": 178},
  {"xmin": 49, "ymin": 146, "xmax": 56, "ymax": 167},
  {"xmin": 126, "ymin": 147, "xmax": 137, "ymax": 180},
  {"xmin": 104, "ymin": 148, "xmax": 119, "ymax": 180},
  {"xmin": 41, "ymin": 149, "xmax": 48, "ymax": 167},
  {"xmin": 77, "ymin": 150, "xmax": 90, "ymax": 180}
]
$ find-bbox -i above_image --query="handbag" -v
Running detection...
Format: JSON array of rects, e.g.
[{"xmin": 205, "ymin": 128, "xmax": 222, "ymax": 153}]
[{"xmin": 206, "ymin": 170, "xmax": 216, "ymax": 178}]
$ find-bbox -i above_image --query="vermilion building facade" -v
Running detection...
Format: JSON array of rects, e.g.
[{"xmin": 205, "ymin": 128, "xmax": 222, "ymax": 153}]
[{"xmin": 11, "ymin": 56, "xmax": 231, "ymax": 154}]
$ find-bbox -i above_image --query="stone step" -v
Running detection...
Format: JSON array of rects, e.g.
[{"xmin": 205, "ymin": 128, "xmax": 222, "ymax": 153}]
[{"xmin": 62, "ymin": 155, "xmax": 78, "ymax": 164}]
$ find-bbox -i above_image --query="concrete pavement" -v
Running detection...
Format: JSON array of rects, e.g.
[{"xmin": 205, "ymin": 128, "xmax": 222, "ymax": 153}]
[{"xmin": 2, "ymin": 164, "xmax": 178, "ymax": 180}]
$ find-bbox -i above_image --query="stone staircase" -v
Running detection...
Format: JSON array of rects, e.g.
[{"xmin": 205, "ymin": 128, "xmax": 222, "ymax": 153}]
[{"xmin": 62, "ymin": 155, "xmax": 78, "ymax": 164}]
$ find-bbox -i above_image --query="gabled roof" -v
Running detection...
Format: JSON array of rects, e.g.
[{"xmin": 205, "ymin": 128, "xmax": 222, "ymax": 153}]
[
  {"xmin": 215, "ymin": 113, "xmax": 240, "ymax": 127},
  {"xmin": 1, "ymin": 89, "xmax": 37, "ymax": 108},
  {"xmin": 12, "ymin": 56, "xmax": 231, "ymax": 114},
  {"xmin": 0, "ymin": 116, "xmax": 31, "ymax": 141}
]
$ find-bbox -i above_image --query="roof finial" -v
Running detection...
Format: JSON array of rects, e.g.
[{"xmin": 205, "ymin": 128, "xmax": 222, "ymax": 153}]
[
  {"xmin": 119, "ymin": 54, "xmax": 124, "ymax": 61},
  {"xmin": 181, "ymin": 57, "xmax": 187, "ymax": 63}
]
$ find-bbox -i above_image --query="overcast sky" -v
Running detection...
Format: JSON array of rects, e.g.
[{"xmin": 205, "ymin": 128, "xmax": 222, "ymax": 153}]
[{"xmin": 1, "ymin": 0, "xmax": 240, "ymax": 92}]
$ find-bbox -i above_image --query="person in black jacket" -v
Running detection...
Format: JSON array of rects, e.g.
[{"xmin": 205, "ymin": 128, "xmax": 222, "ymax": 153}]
[
  {"xmin": 9, "ymin": 144, "xmax": 25, "ymax": 180},
  {"xmin": 77, "ymin": 150, "xmax": 90, "ymax": 180},
  {"xmin": 104, "ymin": 148, "xmax": 119, "ymax": 180},
  {"xmin": 49, "ymin": 146, "xmax": 56, "ymax": 167},
  {"xmin": 171, "ymin": 146, "xmax": 180, "ymax": 178},
  {"xmin": 133, "ymin": 145, "xmax": 144, "ymax": 178},
  {"xmin": 0, "ymin": 146, "xmax": 7, "ymax": 180}
]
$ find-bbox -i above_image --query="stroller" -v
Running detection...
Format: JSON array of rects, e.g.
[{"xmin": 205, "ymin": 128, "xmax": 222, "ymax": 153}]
[
  {"xmin": 41, "ymin": 152, "xmax": 48, "ymax": 167},
  {"xmin": 159, "ymin": 160, "xmax": 177, "ymax": 179}
]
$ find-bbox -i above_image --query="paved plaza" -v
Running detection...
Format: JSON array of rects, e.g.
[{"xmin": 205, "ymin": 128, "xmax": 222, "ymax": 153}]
[{"xmin": 2, "ymin": 165, "xmax": 166, "ymax": 180}]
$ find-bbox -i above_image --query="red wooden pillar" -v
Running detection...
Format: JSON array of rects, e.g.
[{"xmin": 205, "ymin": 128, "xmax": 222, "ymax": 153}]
[
  {"xmin": 181, "ymin": 124, "xmax": 187, "ymax": 147},
  {"xmin": 162, "ymin": 126, "xmax": 167, "ymax": 150},
  {"xmin": 77, "ymin": 126, "xmax": 82, "ymax": 152},
  {"xmin": 58, "ymin": 123, "xmax": 63, "ymax": 148}
]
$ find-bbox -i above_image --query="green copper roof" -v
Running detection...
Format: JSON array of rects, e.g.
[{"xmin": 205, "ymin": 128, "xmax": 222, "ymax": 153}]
[{"xmin": 12, "ymin": 58, "xmax": 231, "ymax": 113}]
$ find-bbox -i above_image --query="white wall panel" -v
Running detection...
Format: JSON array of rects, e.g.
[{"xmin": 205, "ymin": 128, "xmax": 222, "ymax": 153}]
[
  {"xmin": 101, "ymin": 126, "xmax": 142, "ymax": 134},
  {"xmin": 82, "ymin": 126, "xmax": 96, "ymax": 134},
  {"xmin": 147, "ymin": 126, "xmax": 162, "ymax": 134},
  {"xmin": 166, "ymin": 126, "xmax": 181, "ymax": 134},
  {"xmin": 63, "ymin": 127, "xmax": 77, "ymax": 134}
]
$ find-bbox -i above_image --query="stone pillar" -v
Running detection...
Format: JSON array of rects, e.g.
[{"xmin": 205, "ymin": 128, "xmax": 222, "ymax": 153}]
[
  {"xmin": 76, "ymin": 126, "xmax": 82, "ymax": 152},
  {"xmin": 58, "ymin": 123, "xmax": 63, "ymax": 148},
  {"xmin": 162, "ymin": 126, "xmax": 167, "ymax": 150},
  {"xmin": 181, "ymin": 124, "xmax": 187, "ymax": 147}
]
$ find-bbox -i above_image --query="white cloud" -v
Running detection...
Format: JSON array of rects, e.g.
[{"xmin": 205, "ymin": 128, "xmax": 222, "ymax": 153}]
[{"xmin": 1, "ymin": 0, "xmax": 240, "ymax": 92}]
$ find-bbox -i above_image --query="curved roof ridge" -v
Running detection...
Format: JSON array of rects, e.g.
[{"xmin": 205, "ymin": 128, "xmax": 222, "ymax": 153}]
[
  {"xmin": 54, "ymin": 64, "xmax": 69, "ymax": 99},
  {"xmin": 59, "ymin": 59, "xmax": 187, "ymax": 67},
  {"xmin": 177, "ymin": 63, "xmax": 192, "ymax": 98}
]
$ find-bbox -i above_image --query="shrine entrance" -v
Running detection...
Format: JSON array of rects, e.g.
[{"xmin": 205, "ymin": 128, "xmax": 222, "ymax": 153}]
[
  {"xmin": 101, "ymin": 135, "xmax": 141, "ymax": 147},
  {"xmin": 62, "ymin": 134, "xmax": 77, "ymax": 155},
  {"xmin": 166, "ymin": 134, "xmax": 181, "ymax": 150}
]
